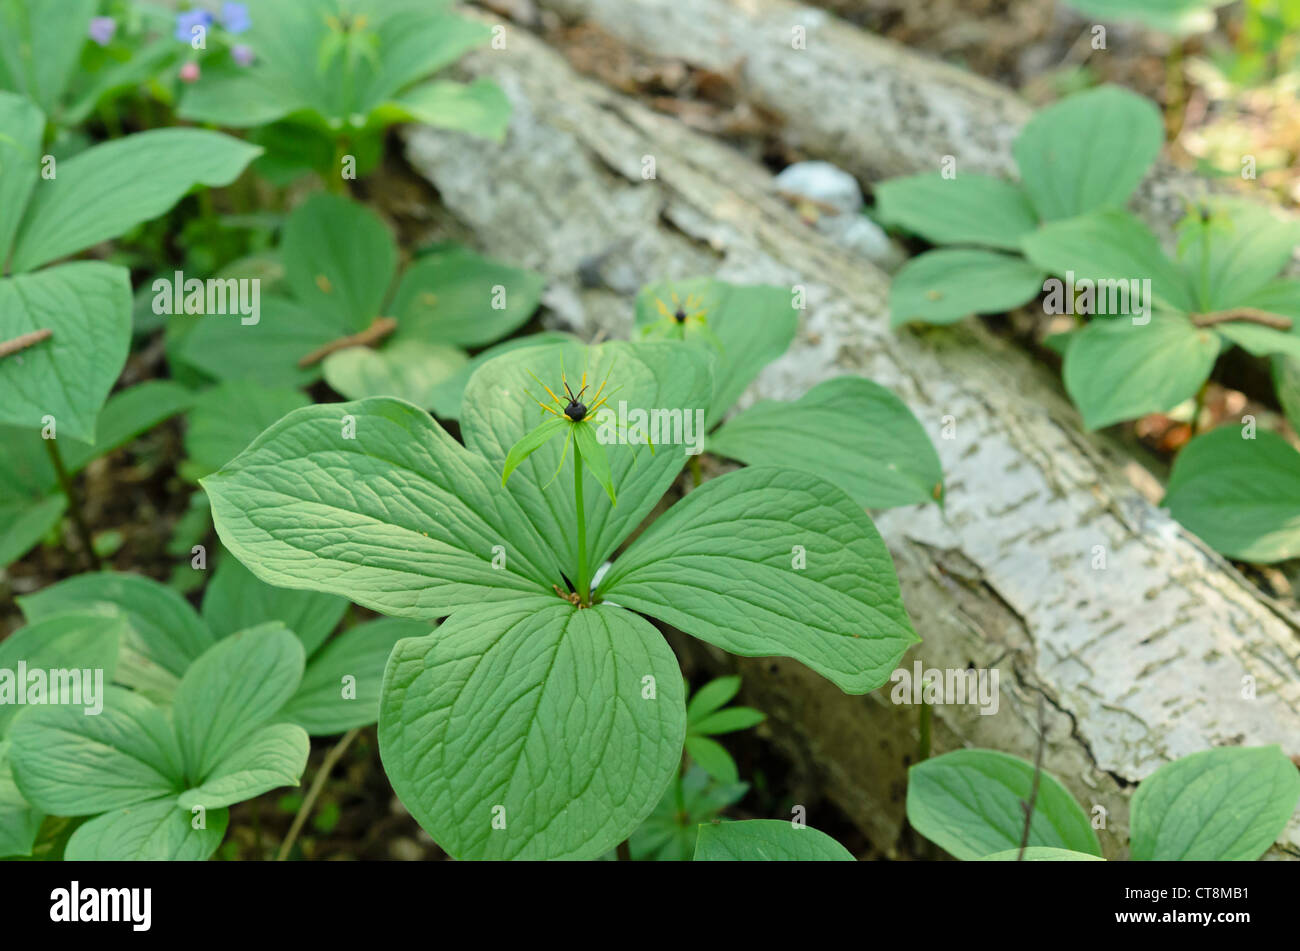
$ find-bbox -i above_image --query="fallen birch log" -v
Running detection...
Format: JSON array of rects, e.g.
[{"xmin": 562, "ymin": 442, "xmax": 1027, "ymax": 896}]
[{"xmin": 400, "ymin": 22, "xmax": 1300, "ymax": 857}]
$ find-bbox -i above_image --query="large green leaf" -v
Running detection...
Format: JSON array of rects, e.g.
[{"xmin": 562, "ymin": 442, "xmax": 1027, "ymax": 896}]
[
  {"xmin": 182, "ymin": 381, "xmax": 311, "ymax": 481},
  {"xmin": 281, "ymin": 193, "xmax": 397, "ymax": 331},
  {"xmin": 201, "ymin": 551, "xmax": 348, "ymax": 657},
  {"xmin": 379, "ymin": 597, "xmax": 685, "ymax": 859},
  {"xmin": 906, "ymin": 749, "xmax": 1101, "ymax": 859},
  {"xmin": 383, "ymin": 79, "xmax": 511, "ymax": 141},
  {"xmin": 0, "ymin": 91, "xmax": 43, "ymax": 270},
  {"xmin": 357, "ymin": 9, "xmax": 490, "ymax": 110},
  {"xmin": 889, "ymin": 249, "xmax": 1044, "ymax": 327},
  {"xmin": 694, "ymin": 819, "xmax": 854, "ymax": 861},
  {"xmin": 280, "ymin": 617, "xmax": 430, "ymax": 735},
  {"xmin": 428, "ymin": 332, "xmax": 573, "ymax": 420},
  {"xmin": 874, "ymin": 173, "xmax": 1038, "ymax": 251},
  {"xmin": 601, "ymin": 466, "xmax": 918, "ymax": 694},
  {"xmin": 1164, "ymin": 427, "xmax": 1300, "ymax": 562},
  {"xmin": 9, "ymin": 686, "xmax": 183, "ymax": 815},
  {"xmin": 177, "ymin": 722, "xmax": 308, "ymax": 811},
  {"xmin": 1175, "ymin": 199, "xmax": 1300, "ymax": 311},
  {"xmin": 1062, "ymin": 314, "xmax": 1220, "ymax": 430},
  {"xmin": 64, "ymin": 797, "xmax": 228, "ymax": 861},
  {"xmin": 0, "ymin": 494, "xmax": 63, "ymax": 569},
  {"xmin": 1129, "ymin": 746, "xmax": 1300, "ymax": 860},
  {"xmin": 0, "ymin": 0, "xmax": 96, "ymax": 113},
  {"xmin": 1012, "ymin": 86, "xmax": 1163, "ymax": 222},
  {"xmin": 1021, "ymin": 210, "xmax": 1197, "ymax": 314},
  {"xmin": 18, "ymin": 571, "xmax": 214, "ymax": 682},
  {"xmin": 0, "ymin": 611, "xmax": 124, "ymax": 735},
  {"xmin": 10, "ymin": 129, "xmax": 260, "ymax": 272},
  {"xmin": 180, "ymin": 296, "xmax": 346, "ymax": 388},
  {"xmin": 202, "ymin": 398, "xmax": 562, "ymax": 618},
  {"xmin": 461, "ymin": 340, "xmax": 713, "ymax": 577},
  {"xmin": 170, "ymin": 624, "xmax": 304, "ymax": 782},
  {"xmin": 322, "ymin": 339, "xmax": 469, "ymax": 409},
  {"xmin": 708, "ymin": 377, "xmax": 944, "ymax": 508},
  {"xmin": 0, "ymin": 261, "xmax": 131, "ymax": 441},
  {"xmin": 634, "ymin": 280, "xmax": 796, "ymax": 426},
  {"xmin": 391, "ymin": 246, "xmax": 543, "ymax": 348}
]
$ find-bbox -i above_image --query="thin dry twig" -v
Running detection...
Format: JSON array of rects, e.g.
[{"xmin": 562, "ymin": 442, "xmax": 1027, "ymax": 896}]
[
  {"xmin": 0, "ymin": 328, "xmax": 52, "ymax": 359},
  {"xmin": 1191, "ymin": 308, "xmax": 1293, "ymax": 331},
  {"xmin": 277, "ymin": 728, "xmax": 361, "ymax": 861},
  {"xmin": 297, "ymin": 316, "xmax": 398, "ymax": 368}
]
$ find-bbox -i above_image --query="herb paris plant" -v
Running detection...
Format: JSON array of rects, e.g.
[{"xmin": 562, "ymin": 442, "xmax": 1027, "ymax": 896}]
[{"xmin": 202, "ymin": 338, "xmax": 919, "ymax": 859}]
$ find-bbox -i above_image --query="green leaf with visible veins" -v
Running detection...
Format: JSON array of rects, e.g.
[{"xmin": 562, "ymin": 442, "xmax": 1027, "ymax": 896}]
[
  {"xmin": 9, "ymin": 129, "xmax": 260, "ymax": 273},
  {"xmin": 391, "ymin": 246, "xmax": 544, "ymax": 348},
  {"xmin": 381, "ymin": 78, "xmax": 511, "ymax": 141},
  {"xmin": 322, "ymin": 340, "xmax": 469, "ymax": 409},
  {"xmin": 379, "ymin": 597, "xmax": 685, "ymax": 860},
  {"xmin": 708, "ymin": 376, "xmax": 944, "ymax": 508},
  {"xmin": 462, "ymin": 340, "xmax": 713, "ymax": 580},
  {"xmin": 1012, "ymin": 86, "xmax": 1163, "ymax": 223},
  {"xmin": 906, "ymin": 749, "xmax": 1101, "ymax": 860},
  {"xmin": 1062, "ymin": 314, "xmax": 1220, "ymax": 430},
  {"xmin": 1021, "ymin": 210, "xmax": 1197, "ymax": 314},
  {"xmin": 888, "ymin": 249, "xmax": 1044, "ymax": 327},
  {"xmin": 177, "ymin": 722, "xmax": 308, "ymax": 811},
  {"xmin": 875, "ymin": 173, "xmax": 1039, "ymax": 251},
  {"xmin": 685, "ymin": 735, "xmax": 738, "ymax": 785},
  {"xmin": 203, "ymin": 397, "xmax": 562, "ymax": 618},
  {"xmin": 601, "ymin": 466, "xmax": 918, "ymax": 694},
  {"xmin": 281, "ymin": 193, "xmax": 397, "ymax": 331},
  {"xmin": 65, "ymin": 798, "xmax": 228, "ymax": 861},
  {"xmin": 1175, "ymin": 199, "xmax": 1300, "ymax": 311},
  {"xmin": 0, "ymin": 611, "xmax": 124, "ymax": 735},
  {"xmin": 1129, "ymin": 746, "xmax": 1300, "ymax": 860},
  {"xmin": 0, "ymin": 262, "xmax": 132, "ymax": 442},
  {"xmin": 694, "ymin": 819, "xmax": 854, "ymax": 861},
  {"xmin": 1163, "ymin": 427, "xmax": 1300, "ymax": 562},
  {"xmin": 9, "ymin": 686, "xmax": 183, "ymax": 816},
  {"xmin": 0, "ymin": 2, "xmax": 96, "ymax": 113},
  {"xmin": 170, "ymin": 624, "xmax": 304, "ymax": 782},
  {"xmin": 634, "ymin": 280, "xmax": 797, "ymax": 427},
  {"xmin": 18, "ymin": 572, "xmax": 212, "ymax": 694}
]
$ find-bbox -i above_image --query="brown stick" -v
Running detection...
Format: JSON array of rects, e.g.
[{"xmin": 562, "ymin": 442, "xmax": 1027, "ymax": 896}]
[
  {"xmin": 1191, "ymin": 308, "xmax": 1293, "ymax": 331},
  {"xmin": 297, "ymin": 316, "xmax": 398, "ymax": 368},
  {"xmin": 0, "ymin": 328, "xmax": 52, "ymax": 359}
]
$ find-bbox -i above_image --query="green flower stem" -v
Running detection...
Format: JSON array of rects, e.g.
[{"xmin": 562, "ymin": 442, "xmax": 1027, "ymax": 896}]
[
  {"xmin": 574, "ymin": 446, "xmax": 591, "ymax": 603},
  {"xmin": 43, "ymin": 438, "xmax": 101, "ymax": 572}
]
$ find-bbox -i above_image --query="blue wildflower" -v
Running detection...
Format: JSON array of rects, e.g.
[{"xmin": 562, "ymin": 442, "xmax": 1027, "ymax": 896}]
[
  {"xmin": 88, "ymin": 16, "xmax": 117, "ymax": 46},
  {"xmin": 220, "ymin": 2, "xmax": 251, "ymax": 34},
  {"xmin": 175, "ymin": 9, "xmax": 212, "ymax": 43}
]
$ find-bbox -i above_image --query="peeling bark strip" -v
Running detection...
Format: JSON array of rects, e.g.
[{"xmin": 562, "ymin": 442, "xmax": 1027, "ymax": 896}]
[
  {"xmin": 0, "ymin": 328, "xmax": 52, "ymax": 360},
  {"xmin": 404, "ymin": 24, "xmax": 1300, "ymax": 856},
  {"xmin": 297, "ymin": 316, "xmax": 397, "ymax": 368}
]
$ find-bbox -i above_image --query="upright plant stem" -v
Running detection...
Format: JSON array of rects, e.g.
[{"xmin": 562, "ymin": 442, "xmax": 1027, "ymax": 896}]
[
  {"xmin": 574, "ymin": 449, "xmax": 590, "ymax": 603},
  {"xmin": 44, "ymin": 439, "xmax": 100, "ymax": 571},
  {"xmin": 277, "ymin": 727, "xmax": 360, "ymax": 861}
]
